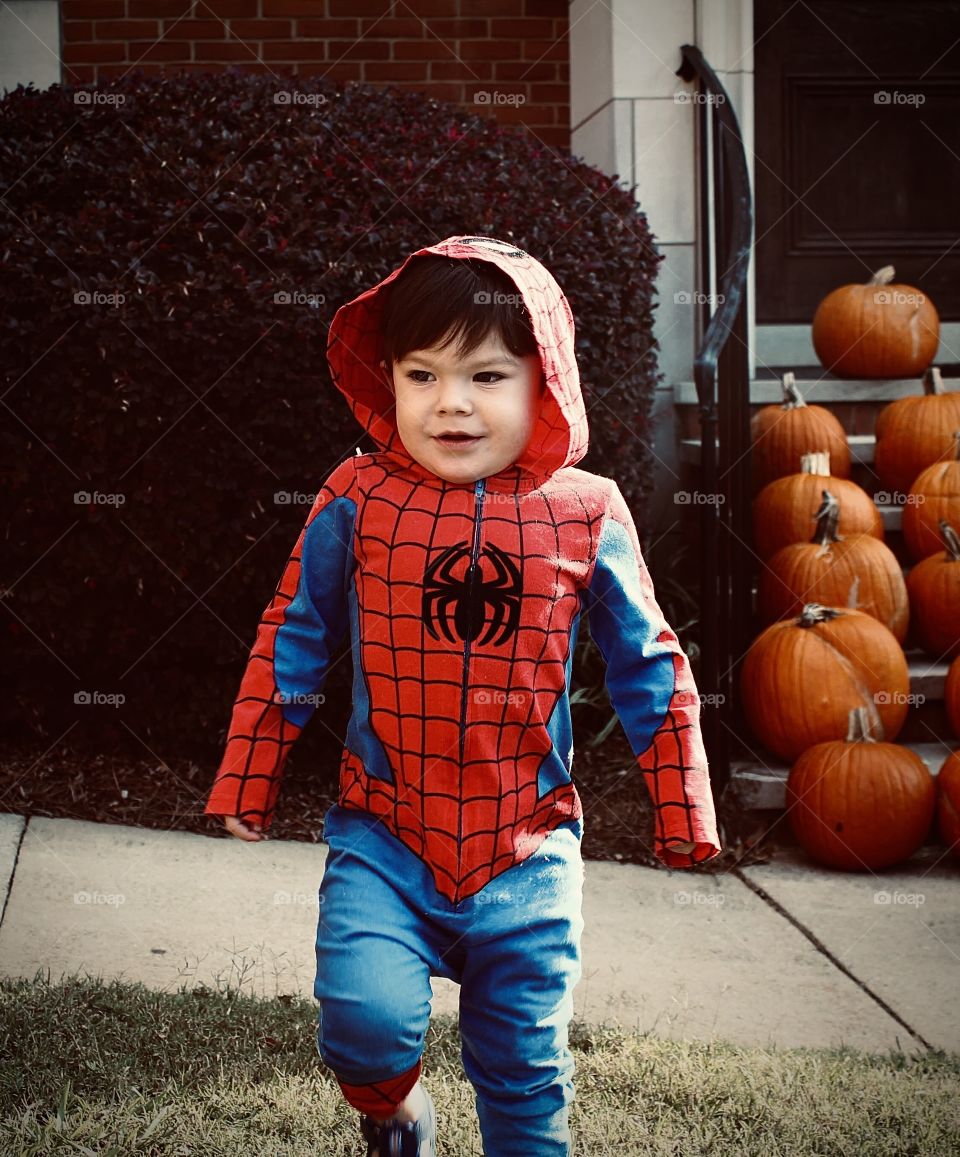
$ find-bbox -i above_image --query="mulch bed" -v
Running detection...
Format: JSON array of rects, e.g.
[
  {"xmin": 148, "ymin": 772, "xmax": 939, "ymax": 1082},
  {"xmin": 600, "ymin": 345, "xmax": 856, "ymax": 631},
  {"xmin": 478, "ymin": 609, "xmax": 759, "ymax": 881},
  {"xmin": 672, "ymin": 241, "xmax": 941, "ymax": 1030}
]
[{"xmin": 0, "ymin": 730, "xmax": 781, "ymax": 871}]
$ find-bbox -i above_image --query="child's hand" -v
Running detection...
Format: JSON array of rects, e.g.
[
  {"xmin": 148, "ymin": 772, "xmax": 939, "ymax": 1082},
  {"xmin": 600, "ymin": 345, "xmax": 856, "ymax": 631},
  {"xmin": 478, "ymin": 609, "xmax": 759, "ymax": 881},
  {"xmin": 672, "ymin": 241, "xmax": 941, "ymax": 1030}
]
[{"xmin": 222, "ymin": 816, "xmax": 268, "ymax": 842}]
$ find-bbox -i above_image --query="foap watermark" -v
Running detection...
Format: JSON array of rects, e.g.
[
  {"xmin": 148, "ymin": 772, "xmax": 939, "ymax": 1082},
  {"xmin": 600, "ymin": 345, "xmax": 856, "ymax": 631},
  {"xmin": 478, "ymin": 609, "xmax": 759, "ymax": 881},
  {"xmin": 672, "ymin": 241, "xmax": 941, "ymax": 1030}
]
[
  {"xmin": 75, "ymin": 691, "xmax": 126, "ymax": 707},
  {"xmin": 74, "ymin": 89, "xmax": 125, "ymax": 107},
  {"xmin": 75, "ymin": 490, "xmax": 126, "ymax": 506},
  {"xmin": 674, "ymin": 490, "xmax": 725, "ymax": 506},
  {"xmin": 675, "ymin": 690, "xmax": 726, "ymax": 708},
  {"xmin": 475, "ymin": 889, "xmax": 515, "ymax": 906},
  {"xmin": 873, "ymin": 491, "xmax": 926, "ymax": 506},
  {"xmin": 273, "ymin": 890, "xmax": 317, "ymax": 906},
  {"xmin": 874, "ymin": 90, "xmax": 925, "ymax": 107},
  {"xmin": 273, "ymin": 90, "xmax": 328, "ymax": 107},
  {"xmin": 474, "ymin": 689, "xmax": 528, "ymax": 707},
  {"xmin": 674, "ymin": 290, "xmax": 725, "ymax": 306},
  {"xmin": 474, "ymin": 290, "xmax": 524, "ymax": 306},
  {"xmin": 74, "ymin": 290, "xmax": 125, "ymax": 307},
  {"xmin": 274, "ymin": 290, "xmax": 325, "ymax": 307},
  {"xmin": 874, "ymin": 889, "xmax": 925, "ymax": 907},
  {"xmin": 872, "ymin": 291, "xmax": 928, "ymax": 307},
  {"xmin": 274, "ymin": 490, "xmax": 319, "ymax": 506},
  {"xmin": 474, "ymin": 91, "xmax": 526, "ymax": 106},
  {"xmin": 875, "ymin": 691, "xmax": 925, "ymax": 707},
  {"xmin": 74, "ymin": 890, "xmax": 125, "ymax": 906},
  {"xmin": 674, "ymin": 90, "xmax": 726, "ymax": 105},
  {"xmin": 674, "ymin": 889, "xmax": 725, "ymax": 907},
  {"xmin": 272, "ymin": 691, "xmax": 325, "ymax": 708}
]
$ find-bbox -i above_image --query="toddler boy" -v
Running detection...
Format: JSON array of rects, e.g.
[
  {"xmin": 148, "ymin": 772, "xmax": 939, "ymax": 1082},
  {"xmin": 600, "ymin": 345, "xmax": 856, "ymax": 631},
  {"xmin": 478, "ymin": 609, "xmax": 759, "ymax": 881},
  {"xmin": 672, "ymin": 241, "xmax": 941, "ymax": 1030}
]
[{"xmin": 204, "ymin": 235, "xmax": 721, "ymax": 1156}]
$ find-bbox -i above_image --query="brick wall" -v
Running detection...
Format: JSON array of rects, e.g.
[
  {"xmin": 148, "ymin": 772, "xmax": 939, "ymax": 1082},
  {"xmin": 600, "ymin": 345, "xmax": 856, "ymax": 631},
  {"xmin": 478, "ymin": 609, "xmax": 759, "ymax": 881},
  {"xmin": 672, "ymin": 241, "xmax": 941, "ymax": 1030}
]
[{"xmin": 60, "ymin": 0, "xmax": 570, "ymax": 148}]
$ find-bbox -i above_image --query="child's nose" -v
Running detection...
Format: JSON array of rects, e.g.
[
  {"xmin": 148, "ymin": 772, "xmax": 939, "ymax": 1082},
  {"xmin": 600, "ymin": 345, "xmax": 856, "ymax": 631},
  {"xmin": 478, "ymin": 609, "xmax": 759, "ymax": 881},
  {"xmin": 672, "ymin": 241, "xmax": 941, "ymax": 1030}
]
[{"xmin": 435, "ymin": 377, "xmax": 472, "ymax": 412}]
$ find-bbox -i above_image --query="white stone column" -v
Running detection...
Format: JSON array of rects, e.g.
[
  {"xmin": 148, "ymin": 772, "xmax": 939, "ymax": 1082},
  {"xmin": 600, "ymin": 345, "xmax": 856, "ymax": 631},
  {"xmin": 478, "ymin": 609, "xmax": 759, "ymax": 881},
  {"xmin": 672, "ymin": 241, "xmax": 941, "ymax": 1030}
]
[
  {"xmin": 0, "ymin": 1, "xmax": 61, "ymax": 95},
  {"xmin": 570, "ymin": 0, "xmax": 756, "ymax": 537}
]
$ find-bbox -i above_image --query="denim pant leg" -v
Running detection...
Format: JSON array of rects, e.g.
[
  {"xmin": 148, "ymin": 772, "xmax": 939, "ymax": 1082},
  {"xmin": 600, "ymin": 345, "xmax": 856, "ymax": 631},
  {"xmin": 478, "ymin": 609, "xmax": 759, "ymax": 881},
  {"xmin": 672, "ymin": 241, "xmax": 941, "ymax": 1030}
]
[
  {"xmin": 313, "ymin": 829, "xmax": 439, "ymax": 1106},
  {"xmin": 458, "ymin": 821, "xmax": 585, "ymax": 1157}
]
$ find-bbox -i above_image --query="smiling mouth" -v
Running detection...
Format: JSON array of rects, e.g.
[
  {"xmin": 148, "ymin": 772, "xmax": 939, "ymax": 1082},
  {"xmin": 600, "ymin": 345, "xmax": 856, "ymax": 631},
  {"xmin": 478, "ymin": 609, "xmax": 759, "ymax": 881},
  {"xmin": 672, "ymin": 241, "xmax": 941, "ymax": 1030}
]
[{"xmin": 435, "ymin": 433, "xmax": 482, "ymax": 447}]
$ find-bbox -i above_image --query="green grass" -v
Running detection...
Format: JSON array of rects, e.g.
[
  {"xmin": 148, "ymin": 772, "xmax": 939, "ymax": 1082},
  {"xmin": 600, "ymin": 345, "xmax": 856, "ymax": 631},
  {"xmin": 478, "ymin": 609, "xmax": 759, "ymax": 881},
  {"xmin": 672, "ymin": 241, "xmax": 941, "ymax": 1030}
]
[{"xmin": 1, "ymin": 971, "xmax": 958, "ymax": 1155}]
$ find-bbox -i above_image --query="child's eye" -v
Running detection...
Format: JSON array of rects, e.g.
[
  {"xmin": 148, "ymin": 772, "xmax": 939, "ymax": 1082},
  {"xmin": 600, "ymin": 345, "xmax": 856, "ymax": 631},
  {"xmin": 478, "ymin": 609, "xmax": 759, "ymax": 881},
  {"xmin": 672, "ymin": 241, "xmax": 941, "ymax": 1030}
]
[
  {"xmin": 474, "ymin": 373, "xmax": 504, "ymax": 384},
  {"xmin": 407, "ymin": 370, "xmax": 433, "ymax": 383}
]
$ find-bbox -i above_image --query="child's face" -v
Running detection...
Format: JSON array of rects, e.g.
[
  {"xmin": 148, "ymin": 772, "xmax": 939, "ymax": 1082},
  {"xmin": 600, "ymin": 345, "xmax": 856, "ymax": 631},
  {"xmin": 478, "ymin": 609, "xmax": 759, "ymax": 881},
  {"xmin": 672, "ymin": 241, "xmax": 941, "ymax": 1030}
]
[{"xmin": 386, "ymin": 333, "xmax": 544, "ymax": 485}]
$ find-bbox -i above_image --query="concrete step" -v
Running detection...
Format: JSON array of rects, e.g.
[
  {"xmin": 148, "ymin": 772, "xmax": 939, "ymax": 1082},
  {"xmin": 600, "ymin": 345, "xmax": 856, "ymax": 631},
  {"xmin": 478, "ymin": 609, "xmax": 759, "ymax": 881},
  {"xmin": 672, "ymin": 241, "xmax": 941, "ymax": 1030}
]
[
  {"xmin": 681, "ymin": 433, "xmax": 876, "ymax": 466},
  {"xmin": 673, "ymin": 367, "xmax": 960, "ymax": 406},
  {"xmin": 729, "ymin": 741, "xmax": 955, "ymax": 810}
]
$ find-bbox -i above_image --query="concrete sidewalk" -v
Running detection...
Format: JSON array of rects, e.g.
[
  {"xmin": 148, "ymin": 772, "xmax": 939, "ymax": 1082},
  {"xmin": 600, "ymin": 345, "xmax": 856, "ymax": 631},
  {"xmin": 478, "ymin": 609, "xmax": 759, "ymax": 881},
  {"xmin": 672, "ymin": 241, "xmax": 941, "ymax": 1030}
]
[{"xmin": 0, "ymin": 812, "xmax": 957, "ymax": 1055}]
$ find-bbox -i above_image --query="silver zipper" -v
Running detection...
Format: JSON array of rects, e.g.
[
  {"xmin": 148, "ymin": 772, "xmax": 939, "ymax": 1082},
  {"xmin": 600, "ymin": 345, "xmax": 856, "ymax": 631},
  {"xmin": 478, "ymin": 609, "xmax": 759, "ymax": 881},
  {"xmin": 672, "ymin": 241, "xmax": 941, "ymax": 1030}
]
[{"xmin": 456, "ymin": 476, "xmax": 486, "ymax": 871}]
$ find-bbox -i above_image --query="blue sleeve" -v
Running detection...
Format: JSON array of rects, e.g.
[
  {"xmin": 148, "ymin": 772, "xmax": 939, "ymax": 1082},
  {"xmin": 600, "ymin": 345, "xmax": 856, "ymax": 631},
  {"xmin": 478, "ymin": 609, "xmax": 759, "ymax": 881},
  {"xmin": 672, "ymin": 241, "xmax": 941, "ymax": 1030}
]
[{"xmin": 583, "ymin": 481, "xmax": 721, "ymax": 866}]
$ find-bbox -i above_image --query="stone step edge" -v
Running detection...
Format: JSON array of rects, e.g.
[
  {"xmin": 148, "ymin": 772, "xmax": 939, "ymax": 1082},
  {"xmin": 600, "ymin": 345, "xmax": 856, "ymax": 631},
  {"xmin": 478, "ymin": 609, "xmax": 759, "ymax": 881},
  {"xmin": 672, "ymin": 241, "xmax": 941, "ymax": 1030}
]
[
  {"xmin": 729, "ymin": 741, "xmax": 957, "ymax": 809},
  {"xmin": 674, "ymin": 377, "xmax": 960, "ymax": 405}
]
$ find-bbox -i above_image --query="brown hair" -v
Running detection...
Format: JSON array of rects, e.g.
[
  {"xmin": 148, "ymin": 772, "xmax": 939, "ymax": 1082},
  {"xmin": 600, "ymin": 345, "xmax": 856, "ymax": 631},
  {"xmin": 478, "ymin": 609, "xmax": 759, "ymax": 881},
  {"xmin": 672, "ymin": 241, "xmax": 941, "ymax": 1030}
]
[{"xmin": 380, "ymin": 254, "xmax": 539, "ymax": 368}]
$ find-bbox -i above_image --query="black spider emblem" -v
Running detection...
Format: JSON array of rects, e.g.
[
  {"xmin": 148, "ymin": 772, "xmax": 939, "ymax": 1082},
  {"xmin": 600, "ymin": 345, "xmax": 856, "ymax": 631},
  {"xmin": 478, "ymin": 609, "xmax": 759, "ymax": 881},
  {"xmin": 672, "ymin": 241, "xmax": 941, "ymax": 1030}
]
[{"xmin": 422, "ymin": 542, "xmax": 522, "ymax": 646}]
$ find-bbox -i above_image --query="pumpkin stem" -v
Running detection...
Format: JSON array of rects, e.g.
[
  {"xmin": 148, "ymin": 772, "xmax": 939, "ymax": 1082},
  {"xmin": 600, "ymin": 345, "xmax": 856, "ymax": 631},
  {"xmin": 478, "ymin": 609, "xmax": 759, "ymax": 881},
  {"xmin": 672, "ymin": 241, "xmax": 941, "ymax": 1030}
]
[
  {"xmin": 811, "ymin": 489, "xmax": 843, "ymax": 546},
  {"xmin": 867, "ymin": 265, "xmax": 896, "ymax": 287},
  {"xmin": 800, "ymin": 451, "xmax": 831, "ymax": 476},
  {"xmin": 939, "ymin": 519, "xmax": 960, "ymax": 562},
  {"xmin": 797, "ymin": 602, "xmax": 842, "ymax": 628},
  {"xmin": 781, "ymin": 371, "xmax": 806, "ymax": 410},
  {"xmin": 922, "ymin": 366, "xmax": 944, "ymax": 395},
  {"xmin": 846, "ymin": 706, "xmax": 878, "ymax": 744}
]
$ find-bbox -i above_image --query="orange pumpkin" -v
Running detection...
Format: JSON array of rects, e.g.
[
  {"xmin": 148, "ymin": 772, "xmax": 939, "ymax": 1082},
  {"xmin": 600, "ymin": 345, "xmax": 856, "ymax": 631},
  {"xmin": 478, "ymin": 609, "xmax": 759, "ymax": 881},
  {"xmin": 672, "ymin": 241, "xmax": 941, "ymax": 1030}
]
[
  {"xmin": 786, "ymin": 706, "xmax": 935, "ymax": 870},
  {"xmin": 758, "ymin": 490, "xmax": 908, "ymax": 640},
  {"xmin": 937, "ymin": 750, "xmax": 960, "ymax": 863},
  {"xmin": 874, "ymin": 367, "xmax": 960, "ymax": 495},
  {"xmin": 902, "ymin": 433, "xmax": 960, "ymax": 560},
  {"xmin": 740, "ymin": 603, "xmax": 910, "ymax": 762},
  {"xmin": 905, "ymin": 520, "xmax": 960, "ymax": 659},
  {"xmin": 750, "ymin": 371, "xmax": 850, "ymax": 493},
  {"xmin": 947, "ymin": 656, "xmax": 960, "ymax": 738},
  {"xmin": 753, "ymin": 451, "xmax": 883, "ymax": 560},
  {"xmin": 812, "ymin": 265, "xmax": 940, "ymax": 379}
]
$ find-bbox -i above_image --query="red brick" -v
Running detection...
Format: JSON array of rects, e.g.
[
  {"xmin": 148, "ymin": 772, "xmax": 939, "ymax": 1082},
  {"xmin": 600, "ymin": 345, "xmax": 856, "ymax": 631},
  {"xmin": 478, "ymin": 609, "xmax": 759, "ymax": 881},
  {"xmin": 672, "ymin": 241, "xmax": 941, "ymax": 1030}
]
[
  {"xmin": 61, "ymin": 0, "xmax": 124, "ymax": 18},
  {"xmin": 195, "ymin": 0, "xmax": 260, "ymax": 16},
  {"xmin": 262, "ymin": 41, "xmax": 328, "ymax": 60},
  {"xmin": 163, "ymin": 20, "xmax": 226, "ymax": 39},
  {"xmin": 62, "ymin": 20, "xmax": 94, "ymax": 40},
  {"xmin": 358, "ymin": 18, "xmax": 425, "ymax": 37},
  {"xmin": 129, "ymin": 41, "xmax": 190, "ymax": 61},
  {"xmin": 130, "ymin": 2, "xmax": 194, "ymax": 16},
  {"xmin": 94, "ymin": 19, "xmax": 159, "ymax": 39},
  {"xmin": 460, "ymin": 0, "xmax": 517, "ymax": 14},
  {"xmin": 491, "ymin": 18, "xmax": 554, "ymax": 37},
  {"xmin": 65, "ymin": 63, "xmax": 97, "ymax": 83},
  {"xmin": 524, "ymin": 0, "xmax": 566, "ymax": 16},
  {"xmin": 328, "ymin": 0, "xmax": 391, "ymax": 14},
  {"xmin": 537, "ymin": 127, "xmax": 569, "ymax": 149},
  {"xmin": 63, "ymin": 41, "xmax": 127, "ymax": 63},
  {"xmin": 430, "ymin": 60, "xmax": 493, "ymax": 80},
  {"xmin": 423, "ymin": 82, "xmax": 464, "ymax": 102},
  {"xmin": 230, "ymin": 19, "xmax": 292, "ymax": 38},
  {"xmin": 299, "ymin": 61, "xmax": 361, "ymax": 80},
  {"xmin": 523, "ymin": 38, "xmax": 565, "ymax": 60},
  {"xmin": 263, "ymin": 0, "xmax": 332, "ymax": 15},
  {"xmin": 456, "ymin": 39, "xmax": 524, "ymax": 62},
  {"xmin": 195, "ymin": 41, "xmax": 261, "ymax": 60},
  {"xmin": 530, "ymin": 83, "xmax": 567, "ymax": 103},
  {"xmin": 297, "ymin": 19, "xmax": 360, "ymax": 37},
  {"xmin": 327, "ymin": 39, "xmax": 390, "ymax": 60},
  {"xmin": 424, "ymin": 19, "xmax": 488, "ymax": 37},
  {"xmin": 494, "ymin": 60, "xmax": 557, "ymax": 81},
  {"xmin": 363, "ymin": 61, "xmax": 430, "ymax": 81},
  {"xmin": 393, "ymin": 0, "xmax": 457, "ymax": 14},
  {"xmin": 392, "ymin": 41, "xmax": 455, "ymax": 61}
]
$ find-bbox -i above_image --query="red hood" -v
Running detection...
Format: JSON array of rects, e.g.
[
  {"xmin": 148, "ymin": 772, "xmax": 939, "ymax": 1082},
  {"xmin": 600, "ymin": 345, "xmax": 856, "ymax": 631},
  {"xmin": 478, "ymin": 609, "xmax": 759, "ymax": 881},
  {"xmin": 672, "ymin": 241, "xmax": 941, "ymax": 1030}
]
[{"xmin": 326, "ymin": 235, "xmax": 589, "ymax": 490}]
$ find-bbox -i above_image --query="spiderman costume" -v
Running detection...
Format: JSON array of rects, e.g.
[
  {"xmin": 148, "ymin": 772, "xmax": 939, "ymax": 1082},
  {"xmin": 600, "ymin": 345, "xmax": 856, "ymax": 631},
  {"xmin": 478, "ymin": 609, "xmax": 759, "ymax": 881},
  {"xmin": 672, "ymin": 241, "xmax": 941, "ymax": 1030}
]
[{"xmin": 203, "ymin": 235, "xmax": 721, "ymax": 1154}]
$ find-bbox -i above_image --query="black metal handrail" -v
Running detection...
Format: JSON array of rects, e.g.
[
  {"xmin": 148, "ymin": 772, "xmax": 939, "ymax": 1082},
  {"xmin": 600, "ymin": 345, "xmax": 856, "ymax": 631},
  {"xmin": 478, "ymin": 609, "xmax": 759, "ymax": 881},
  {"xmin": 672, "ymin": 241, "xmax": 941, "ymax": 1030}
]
[{"xmin": 675, "ymin": 44, "xmax": 754, "ymax": 800}]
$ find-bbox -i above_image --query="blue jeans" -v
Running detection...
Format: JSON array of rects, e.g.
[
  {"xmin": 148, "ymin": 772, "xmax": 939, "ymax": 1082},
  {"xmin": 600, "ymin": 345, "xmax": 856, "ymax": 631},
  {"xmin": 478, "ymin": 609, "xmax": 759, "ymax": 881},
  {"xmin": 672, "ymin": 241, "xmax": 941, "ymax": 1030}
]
[{"xmin": 314, "ymin": 803, "xmax": 585, "ymax": 1156}]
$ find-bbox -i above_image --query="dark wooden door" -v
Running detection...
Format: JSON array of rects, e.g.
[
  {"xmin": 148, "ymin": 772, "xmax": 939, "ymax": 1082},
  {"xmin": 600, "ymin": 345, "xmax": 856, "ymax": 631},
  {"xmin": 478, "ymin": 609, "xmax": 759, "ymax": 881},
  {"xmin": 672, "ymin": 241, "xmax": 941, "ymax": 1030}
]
[{"xmin": 755, "ymin": 0, "xmax": 960, "ymax": 322}]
